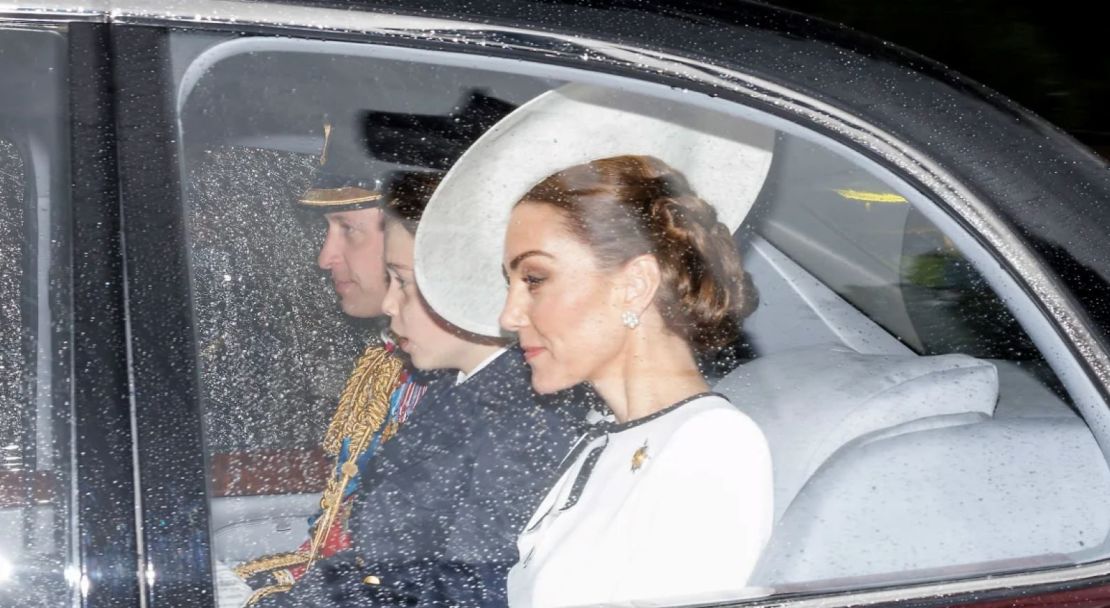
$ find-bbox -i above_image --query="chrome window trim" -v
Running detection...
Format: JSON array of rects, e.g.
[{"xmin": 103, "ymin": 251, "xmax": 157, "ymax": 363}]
[
  {"xmin": 0, "ymin": 0, "xmax": 105, "ymax": 21},
  {"xmin": 2, "ymin": 1, "xmax": 1107, "ymax": 606}
]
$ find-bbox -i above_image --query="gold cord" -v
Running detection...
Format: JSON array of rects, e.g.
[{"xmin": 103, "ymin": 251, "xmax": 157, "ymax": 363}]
[{"xmin": 308, "ymin": 347, "xmax": 402, "ymax": 569}]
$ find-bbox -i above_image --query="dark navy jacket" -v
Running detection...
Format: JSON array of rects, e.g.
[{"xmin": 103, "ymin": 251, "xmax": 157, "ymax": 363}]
[{"xmin": 267, "ymin": 346, "xmax": 592, "ymax": 607}]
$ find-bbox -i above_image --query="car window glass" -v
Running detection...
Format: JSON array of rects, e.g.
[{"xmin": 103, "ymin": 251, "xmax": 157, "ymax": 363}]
[
  {"xmin": 0, "ymin": 26, "xmax": 73, "ymax": 607},
  {"xmin": 748, "ymin": 135, "xmax": 1041, "ymax": 360},
  {"xmin": 170, "ymin": 32, "xmax": 1110, "ymax": 607},
  {"xmin": 172, "ymin": 34, "xmax": 563, "ymax": 608}
]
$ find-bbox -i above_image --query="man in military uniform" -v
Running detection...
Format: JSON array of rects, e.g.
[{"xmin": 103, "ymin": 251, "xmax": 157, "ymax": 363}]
[
  {"xmin": 232, "ymin": 120, "xmax": 431, "ymax": 606},
  {"xmin": 235, "ymin": 92, "xmax": 519, "ymax": 606}
]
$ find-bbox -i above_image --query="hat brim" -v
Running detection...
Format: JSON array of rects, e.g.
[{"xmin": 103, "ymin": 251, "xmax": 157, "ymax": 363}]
[
  {"xmin": 414, "ymin": 83, "xmax": 775, "ymax": 338},
  {"xmin": 297, "ymin": 186, "xmax": 382, "ymax": 212}
]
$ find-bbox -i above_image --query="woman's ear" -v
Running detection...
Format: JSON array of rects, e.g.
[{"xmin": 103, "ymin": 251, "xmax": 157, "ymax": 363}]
[{"xmin": 621, "ymin": 254, "xmax": 661, "ymax": 314}]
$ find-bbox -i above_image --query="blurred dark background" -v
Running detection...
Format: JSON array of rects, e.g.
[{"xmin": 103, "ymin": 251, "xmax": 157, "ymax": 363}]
[{"xmin": 765, "ymin": 0, "xmax": 1110, "ymax": 160}]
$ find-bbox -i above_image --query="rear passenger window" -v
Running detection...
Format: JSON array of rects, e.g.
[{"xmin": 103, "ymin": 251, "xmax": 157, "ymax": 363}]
[
  {"xmin": 167, "ymin": 31, "xmax": 1110, "ymax": 608},
  {"xmin": 733, "ymin": 132, "xmax": 1097, "ymax": 591},
  {"xmin": 0, "ymin": 26, "xmax": 73, "ymax": 607},
  {"xmin": 750, "ymin": 135, "xmax": 1040, "ymax": 362},
  {"xmin": 0, "ymin": 138, "xmax": 26, "ymax": 455}
]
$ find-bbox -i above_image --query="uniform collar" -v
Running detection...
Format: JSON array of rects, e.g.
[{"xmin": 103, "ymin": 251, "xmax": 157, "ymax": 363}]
[{"xmin": 456, "ymin": 346, "xmax": 510, "ymax": 385}]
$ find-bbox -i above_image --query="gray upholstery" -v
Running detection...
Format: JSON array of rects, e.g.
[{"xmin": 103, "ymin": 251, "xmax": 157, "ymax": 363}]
[
  {"xmin": 991, "ymin": 359, "xmax": 1076, "ymax": 419},
  {"xmin": 712, "ymin": 343, "xmax": 1110, "ymax": 589},
  {"xmin": 740, "ymin": 238, "xmax": 912, "ymax": 356},
  {"xmin": 751, "ymin": 416, "xmax": 1110, "ymax": 587},
  {"xmin": 715, "ymin": 344, "xmax": 999, "ymax": 521},
  {"xmin": 210, "ymin": 493, "xmax": 319, "ymax": 562}
]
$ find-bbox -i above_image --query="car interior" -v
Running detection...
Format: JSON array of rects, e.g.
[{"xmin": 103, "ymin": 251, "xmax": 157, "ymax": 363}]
[{"xmin": 174, "ymin": 37, "xmax": 1110, "ymax": 602}]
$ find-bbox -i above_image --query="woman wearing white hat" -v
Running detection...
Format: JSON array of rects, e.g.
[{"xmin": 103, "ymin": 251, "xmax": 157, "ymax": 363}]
[
  {"xmin": 270, "ymin": 171, "xmax": 592, "ymax": 608},
  {"xmin": 415, "ymin": 85, "xmax": 776, "ymax": 606},
  {"xmin": 500, "ymin": 154, "xmax": 772, "ymax": 607}
]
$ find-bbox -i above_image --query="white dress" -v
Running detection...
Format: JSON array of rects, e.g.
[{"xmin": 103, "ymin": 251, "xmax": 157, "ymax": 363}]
[{"xmin": 507, "ymin": 393, "xmax": 773, "ymax": 608}]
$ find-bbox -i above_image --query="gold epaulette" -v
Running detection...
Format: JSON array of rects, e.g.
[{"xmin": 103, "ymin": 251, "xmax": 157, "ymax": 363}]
[{"xmin": 322, "ymin": 344, "xmax": 404, "ymax": 456}]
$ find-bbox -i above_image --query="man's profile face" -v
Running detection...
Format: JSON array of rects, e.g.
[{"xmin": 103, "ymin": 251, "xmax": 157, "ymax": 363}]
[{"xmin": 317, "ymin": 206, "xmax": 389, "ymax": 318}]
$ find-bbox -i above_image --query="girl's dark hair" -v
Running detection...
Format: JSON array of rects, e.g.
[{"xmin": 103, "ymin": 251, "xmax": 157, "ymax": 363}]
[
  {"xmin": 382, "ymin": 170, "xmax": 444, "ymax": 234},
  {"xmin": 520, "ymin": 155, "xmax": 757, "ymax": 351}
]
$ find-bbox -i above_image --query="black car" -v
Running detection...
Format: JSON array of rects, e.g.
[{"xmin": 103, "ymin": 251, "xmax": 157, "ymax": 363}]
[{"xmin": 1, "ymin": 1, "xmax": 1110, "ymax": 607}]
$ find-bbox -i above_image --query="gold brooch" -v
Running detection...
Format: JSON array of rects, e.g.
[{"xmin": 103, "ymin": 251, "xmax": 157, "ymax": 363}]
[{"xmin": 631, "ymin": 440, "xmax": 649, "ymax": 472}]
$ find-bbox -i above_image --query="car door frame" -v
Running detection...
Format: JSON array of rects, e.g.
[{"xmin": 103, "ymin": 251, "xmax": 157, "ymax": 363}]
[
  {"xmin": 121, "ymin": 7, "xmax": 1110, "ymax": 608},
  {"xmin": 5, "ymin": 1, "xmax": 1110, "ymax": 607}
]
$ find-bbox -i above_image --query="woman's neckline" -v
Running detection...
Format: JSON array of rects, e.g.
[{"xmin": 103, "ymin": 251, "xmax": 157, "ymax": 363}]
[{"xmin": 605, "ymin": 391, "xmax": 724, "ymax": 434}]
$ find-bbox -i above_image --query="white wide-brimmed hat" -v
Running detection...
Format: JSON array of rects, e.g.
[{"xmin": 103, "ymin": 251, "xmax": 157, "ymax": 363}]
[{"xmin": 414, "ymin": 83, "xmax": 775, "ymax": 338}]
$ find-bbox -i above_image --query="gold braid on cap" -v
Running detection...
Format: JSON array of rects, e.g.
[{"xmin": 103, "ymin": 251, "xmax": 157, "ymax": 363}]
[{"xmin": 308, "ymin": 346, "xmax": 402, "ymax": 570}]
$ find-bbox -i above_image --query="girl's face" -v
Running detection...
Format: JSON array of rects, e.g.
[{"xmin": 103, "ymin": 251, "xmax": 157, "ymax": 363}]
[
  {"xmin": 499, "ymin": 202, "xmax": 629, "ymax": 394},
  {"xmin": 381, "ymin": 221, "xmax": 476, "ymax": 371}
]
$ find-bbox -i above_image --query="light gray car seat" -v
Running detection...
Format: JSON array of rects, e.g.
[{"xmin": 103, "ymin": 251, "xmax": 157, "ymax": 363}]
[{"xmin": 714, "ymin": 343, "xmax": 1110, "ymax": 589}]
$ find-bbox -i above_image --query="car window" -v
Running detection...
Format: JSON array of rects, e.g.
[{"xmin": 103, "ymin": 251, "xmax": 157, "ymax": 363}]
[
  {"xmin": 0, "ymin": 26, "xmax": 73, "ymax": 607},
  {"xmin": 168, "ymin": 32, "xmax": 1110, "ymax": 608},
  {"xmin": 171, "ymin": 35, "xmax": 565, "ymax": 608},
  {"xmin": 748, "ymin": 135, "xmax": 1041, "ymax": 361},
  {"xmin": 735, "ymin": 132, "xmax": 1094, "ymax": 590}
]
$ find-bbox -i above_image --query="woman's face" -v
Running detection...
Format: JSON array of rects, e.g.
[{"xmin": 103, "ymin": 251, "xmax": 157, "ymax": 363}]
[
  {"xmin": 500, "ymin": 202, "xmax": 628, "ymax": 394},
  {"xmin": 382, "ymin": 221, "xmax": 474, "ymax": 371}
]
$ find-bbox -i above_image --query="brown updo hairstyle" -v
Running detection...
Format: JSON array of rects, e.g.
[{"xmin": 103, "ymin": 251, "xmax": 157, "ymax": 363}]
[
  {"xmin": 519, "ymin": 155, "xmax": 757, "ymax": 351},
  {"xmin": 381, "ymin": 170, "xmax": 445, "ymax": 234}
]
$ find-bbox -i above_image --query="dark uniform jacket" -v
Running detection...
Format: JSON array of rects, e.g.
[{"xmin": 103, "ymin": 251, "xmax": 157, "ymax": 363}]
[{"xmin": 265, "ymin": 345, "xmax": 592, "ymax": 607}]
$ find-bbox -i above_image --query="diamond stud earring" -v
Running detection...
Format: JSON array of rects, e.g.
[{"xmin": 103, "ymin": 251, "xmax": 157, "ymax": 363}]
[{"xmin": 621, "ymin": 310, "xmax": 641, "ymax": 329}]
